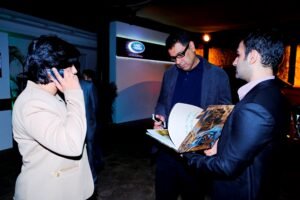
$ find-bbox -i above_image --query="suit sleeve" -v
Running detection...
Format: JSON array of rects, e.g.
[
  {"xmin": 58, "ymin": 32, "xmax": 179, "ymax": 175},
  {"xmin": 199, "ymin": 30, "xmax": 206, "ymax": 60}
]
[
  {"xmin": 186, "ymin": 103, "xmax": 275, "ymax": 177},
  {"xmin": 154, "ymin": 72, "xmax": 168, "ymax": 118},
  {"xmin": 89, "ymin": 83, "xmax": 98, "ymax": 130}
]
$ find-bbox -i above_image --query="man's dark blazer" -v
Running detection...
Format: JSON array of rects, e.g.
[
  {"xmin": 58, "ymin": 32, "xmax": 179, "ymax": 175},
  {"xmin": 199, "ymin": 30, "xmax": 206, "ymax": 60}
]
[
  {"xmin": 79, "ymin": 79, "xmax": 99, "ymax": 183},
  {"xmin": 80, "ymin": 80, "xmax": 98, "ymax": 141},
  {"xmin": 186, "ymin": 79, "xmax": 290, "ymax": 200},
  {"xmin": 155, "ymin": 57, "xmax": 232, "ymax": 119}
]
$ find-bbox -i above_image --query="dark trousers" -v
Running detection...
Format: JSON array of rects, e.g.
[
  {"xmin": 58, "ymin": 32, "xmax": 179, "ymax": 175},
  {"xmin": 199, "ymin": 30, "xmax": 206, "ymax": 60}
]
[
  {"xmin": 155, "ymin": 149, "xmax": 207, "ymax": 200},
  {"xmin": 86, "ymin": 138, "xmax": 98, "ymax": 184}
]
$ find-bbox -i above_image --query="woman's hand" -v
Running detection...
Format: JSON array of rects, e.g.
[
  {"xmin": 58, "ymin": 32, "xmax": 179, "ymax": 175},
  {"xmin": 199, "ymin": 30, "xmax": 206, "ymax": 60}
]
[{"xmin": 50, "ymin": 66, "xmax": 81, "ymax": 92}]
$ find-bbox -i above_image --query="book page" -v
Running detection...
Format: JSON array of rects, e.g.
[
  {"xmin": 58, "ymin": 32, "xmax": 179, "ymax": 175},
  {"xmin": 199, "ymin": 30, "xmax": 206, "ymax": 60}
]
[
  {"xmin": 146, "ymin": 129, "xmax": 177, "ymax": 150},
  {"xmin": 168, "ymin": 103, "xmax": 203, "ymax": 149},
  {"xmin": 178, "ymin": 105, "xmax": 234, "ymax": 152}
]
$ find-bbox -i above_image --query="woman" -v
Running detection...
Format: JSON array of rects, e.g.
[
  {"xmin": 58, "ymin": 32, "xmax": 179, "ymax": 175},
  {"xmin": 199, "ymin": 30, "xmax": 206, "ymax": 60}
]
[{"xmin": 12, "ymin": 35, "xmax": 94, "ymax": 200}]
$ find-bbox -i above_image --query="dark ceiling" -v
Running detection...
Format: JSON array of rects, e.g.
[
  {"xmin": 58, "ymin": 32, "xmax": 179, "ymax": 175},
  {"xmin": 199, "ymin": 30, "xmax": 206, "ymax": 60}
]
[
  {"xmin": 2, "ymin": 0, "xmax": 300, "ymax": 34},
  {"xmin": 137, "ymin": 0, "xmax": 300, "ymax": 33}
]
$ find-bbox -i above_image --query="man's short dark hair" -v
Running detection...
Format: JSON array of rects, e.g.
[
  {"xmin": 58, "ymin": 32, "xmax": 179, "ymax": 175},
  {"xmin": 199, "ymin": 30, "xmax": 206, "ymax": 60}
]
[
  {"xmin": 165, "ymin": 31, "xmax": 191, "ymax": 50},
  {"xmin": 243, "ymin": 30, "xmax": 284, "ymax": 73}
]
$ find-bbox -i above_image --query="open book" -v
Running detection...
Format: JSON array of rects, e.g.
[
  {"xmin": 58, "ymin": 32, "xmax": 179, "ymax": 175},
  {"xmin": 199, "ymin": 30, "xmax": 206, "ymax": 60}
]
[{"xmin": 146, "ymin": 103, "xmax": 234, "ymax": 153}]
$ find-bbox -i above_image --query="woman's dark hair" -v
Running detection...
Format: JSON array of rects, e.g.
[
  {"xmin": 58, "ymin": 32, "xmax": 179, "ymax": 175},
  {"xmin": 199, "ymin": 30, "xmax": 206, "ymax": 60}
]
[{"xmin": 25, "ymin": 35, "xmax": 80, "ymax": 84}]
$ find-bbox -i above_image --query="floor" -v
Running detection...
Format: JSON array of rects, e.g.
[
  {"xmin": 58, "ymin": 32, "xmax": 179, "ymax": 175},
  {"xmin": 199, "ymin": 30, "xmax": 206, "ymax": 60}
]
[{"xmin": 1, "ymin": 119, "xmax": 300, "ymax": 200}]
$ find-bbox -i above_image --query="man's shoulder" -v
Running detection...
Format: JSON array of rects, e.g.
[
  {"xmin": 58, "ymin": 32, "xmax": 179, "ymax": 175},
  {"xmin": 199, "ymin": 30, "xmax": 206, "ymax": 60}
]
[
  {"xmin": 204, "ymin": 62, "xmax": 228, "ymax": 77},
  {"xmin": 80, "ymin": 79, "xmax": 94, "ymax": 86},
  {"xmin": 163, "ymin": 65, "xmax": 177, "ymax": 76},
  {"xmin": 200, "ymin": 57, "xmax": 222, "ymax": 71},
  {"xmin": 80, "ymin": 80, "xmax": 96, "ymax": 93}
]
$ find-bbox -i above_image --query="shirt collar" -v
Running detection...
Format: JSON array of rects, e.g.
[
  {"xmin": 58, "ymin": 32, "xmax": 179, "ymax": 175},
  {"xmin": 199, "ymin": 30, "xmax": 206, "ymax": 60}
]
[{"xmin": 238, "ymin": 76, "xmax": 275, "ymax": 100}]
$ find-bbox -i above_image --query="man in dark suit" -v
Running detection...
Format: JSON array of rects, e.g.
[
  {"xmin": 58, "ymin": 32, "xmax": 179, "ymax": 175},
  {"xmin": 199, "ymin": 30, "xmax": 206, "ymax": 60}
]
[
  {"xmin": 184, "ymin": 30, "xmax": 290, "ymax": 200},
  {"xmin": 153, "ymin": 31, "xmax": 232, "ymax": 200},
  {"xmin": 80, "ymin": 75, "xmax": 99, "ymax": 186}
]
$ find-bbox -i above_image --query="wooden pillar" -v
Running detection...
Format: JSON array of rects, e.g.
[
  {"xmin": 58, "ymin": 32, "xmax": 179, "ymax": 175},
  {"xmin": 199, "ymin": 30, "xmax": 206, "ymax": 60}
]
[{"xmin": 288, "ymin": 43, "xmax": 297, "ymax": 85}]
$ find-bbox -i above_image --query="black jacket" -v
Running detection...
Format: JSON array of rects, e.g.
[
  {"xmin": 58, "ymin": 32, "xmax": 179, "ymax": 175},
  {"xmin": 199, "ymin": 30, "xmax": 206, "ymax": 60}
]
[{"xmin": 185, "ymin": 79, "xmax": 290, "ymax": 200}]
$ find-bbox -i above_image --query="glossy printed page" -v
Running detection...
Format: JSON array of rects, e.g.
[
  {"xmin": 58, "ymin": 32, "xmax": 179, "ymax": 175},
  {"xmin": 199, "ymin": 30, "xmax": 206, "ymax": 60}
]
[{"xmin": 168, "ymin": 103, "xmax": 203, "ymax": 149}]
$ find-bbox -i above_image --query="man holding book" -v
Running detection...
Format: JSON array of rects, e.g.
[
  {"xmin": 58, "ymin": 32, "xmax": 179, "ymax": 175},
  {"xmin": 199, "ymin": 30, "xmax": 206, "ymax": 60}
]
[
  {"xmin": 184, "ymin": 30, "xmax": 290, "ymax": 200},
  {"xmin": 152, "ymin": 31, "xmax": 232, "ymax": 200}
]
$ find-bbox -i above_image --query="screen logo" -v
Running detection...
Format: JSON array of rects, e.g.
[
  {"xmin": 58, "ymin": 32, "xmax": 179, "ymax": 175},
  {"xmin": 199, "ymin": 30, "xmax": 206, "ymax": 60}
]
[{"xmin": 127, "ymin": 41, "xmax": 145, "ymax": 54}]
